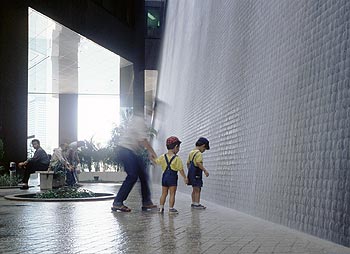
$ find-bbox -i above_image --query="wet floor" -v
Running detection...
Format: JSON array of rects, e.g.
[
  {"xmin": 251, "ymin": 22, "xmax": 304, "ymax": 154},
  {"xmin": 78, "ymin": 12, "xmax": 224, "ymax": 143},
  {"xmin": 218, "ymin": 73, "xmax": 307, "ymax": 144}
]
[{"xmin": 0, "ymin": 181, "xmax": 349, "ymax": 254}]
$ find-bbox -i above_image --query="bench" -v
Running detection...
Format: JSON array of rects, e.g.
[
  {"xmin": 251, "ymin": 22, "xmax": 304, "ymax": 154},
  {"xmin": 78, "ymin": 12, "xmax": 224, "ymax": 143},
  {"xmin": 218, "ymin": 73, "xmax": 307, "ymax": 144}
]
[{"xmin": 37, "ymin": 171, "xmax": 55, "ymax": 190}]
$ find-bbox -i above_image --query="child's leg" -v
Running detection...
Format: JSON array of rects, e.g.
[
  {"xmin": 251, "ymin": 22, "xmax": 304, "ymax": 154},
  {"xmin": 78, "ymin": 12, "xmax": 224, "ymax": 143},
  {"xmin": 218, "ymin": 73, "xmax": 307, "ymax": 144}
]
[
  {"xmin": 169, "ymin": 186, "xmax": 177, "ymax": 208},
  {"xmin": 160, "ymin": 186, "xmax": 169, "ymax": 206},
  {"xmin": 192, "ymin": 187, "xmax": 206, "ymax": 209},
  {"xmin": 191, "ymin": 188, "xmax": 196, "ymax": 204},
  {"xmin": 197, "ymin": 187, "xmax": 201, "ymax": 203},
  {"xmin": 193, "ymin": 187, "xmax": 201, "ymax": 203}
]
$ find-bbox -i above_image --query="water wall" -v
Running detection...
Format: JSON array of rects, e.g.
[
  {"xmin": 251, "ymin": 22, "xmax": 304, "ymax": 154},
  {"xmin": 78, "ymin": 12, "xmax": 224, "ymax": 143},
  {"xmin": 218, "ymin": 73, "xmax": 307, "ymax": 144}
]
[{"xmin": 152, "ymin": 0, "xmax": 350, "ymax": 246}]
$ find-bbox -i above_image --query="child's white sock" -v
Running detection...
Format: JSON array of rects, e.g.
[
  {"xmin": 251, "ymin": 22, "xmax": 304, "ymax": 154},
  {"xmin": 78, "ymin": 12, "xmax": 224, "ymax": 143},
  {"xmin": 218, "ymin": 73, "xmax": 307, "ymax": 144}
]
[
  {"xmin": 159, "ymin": 205, "xmax": 164, "ymax": 209},
  {"xmin": 193, "ymin": 202, "xmax": 199, "ymax": 206}
]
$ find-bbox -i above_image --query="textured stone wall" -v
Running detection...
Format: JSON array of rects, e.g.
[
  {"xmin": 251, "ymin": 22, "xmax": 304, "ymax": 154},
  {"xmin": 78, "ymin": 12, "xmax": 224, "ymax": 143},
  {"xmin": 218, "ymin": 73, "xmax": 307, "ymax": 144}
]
[{"xmin": 152, "ymin": 0, "xmax": 350, "ymax": 247}]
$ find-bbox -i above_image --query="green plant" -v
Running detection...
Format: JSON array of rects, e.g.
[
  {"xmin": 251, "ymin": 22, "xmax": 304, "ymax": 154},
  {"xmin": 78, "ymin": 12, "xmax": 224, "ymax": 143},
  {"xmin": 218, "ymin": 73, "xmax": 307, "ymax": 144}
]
[
  {"xmin": 79, "ymin": 138, "xmax": 107, "ymax": 172},
  {"xmin": 78, "ymin": 110, "xmax": 158, "ymax": 172},
  {"xmin": 0, "ymin": 138, "xmax": 4, "ymax": 162},
  {"xmin": 35, "ymin": 187, "xmax": 96, "ymax": 199},
  {"xmin": 78, "ymin": 137, "xmax": 96, "ymax": 172},
  {"xmin": 50, "ymin": 160, "xmax": 67, "ymax": 176},
  {"xmin": 0, "ymin": 174, "xmax": 20, "ymax": 186},
  {"xmin": 107, "ymin": 111, "xmax": 157, "ymax": 168},
  {"xmin": 0, "ymin": 138, "xmax": 5, "ymax": 173}
]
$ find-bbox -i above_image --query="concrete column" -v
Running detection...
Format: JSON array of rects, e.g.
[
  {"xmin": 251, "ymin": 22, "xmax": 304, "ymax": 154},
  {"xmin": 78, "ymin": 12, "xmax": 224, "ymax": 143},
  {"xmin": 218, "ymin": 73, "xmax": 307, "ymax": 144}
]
[
  {"xmin": 120, "ymin": 65, "xmax": 134, "ymax": 108},
  {"xmin": 0, "ymin": 1, "xmax": 28, "ymax": 165},
  {"xmin": 59, "ymin": 94, "xmax": 78, "ymax": 144},
  {"xmin": 56, "ymin": 26, "xmax": 79, "ymax": 145},
  {"xmin": 133, "ymin": 66, "xmax": 145, "ymax": 115},
  {"xmin": 132, "ymin": 1, "xmax": 146, "ymax": 115}
]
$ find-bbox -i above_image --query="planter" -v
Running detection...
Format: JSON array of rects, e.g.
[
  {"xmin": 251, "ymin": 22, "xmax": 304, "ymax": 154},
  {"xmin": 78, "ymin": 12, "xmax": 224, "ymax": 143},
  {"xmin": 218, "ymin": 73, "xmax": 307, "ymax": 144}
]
[
  {"xmin": 4, "ymin": 192, "xmax": 115, "ymax": 202},
  {"xmin": 78, "ymin": 171, "xmax": 126, "ymax": 183},
  {"xmin": 53, "ymin": 174, "xmax": 66, "ymax": 188}
]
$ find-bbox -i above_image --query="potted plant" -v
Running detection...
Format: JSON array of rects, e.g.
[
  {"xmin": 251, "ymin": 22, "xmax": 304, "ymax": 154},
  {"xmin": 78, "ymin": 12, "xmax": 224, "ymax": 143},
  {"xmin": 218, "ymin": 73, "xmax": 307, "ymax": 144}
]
[
  {"xmin": 0, "ymin": 138, "xmax": 20, "ymax": 186},
  {"xmin": 0, "ymin": 138, "xmax": 4, "ymax": 172}
]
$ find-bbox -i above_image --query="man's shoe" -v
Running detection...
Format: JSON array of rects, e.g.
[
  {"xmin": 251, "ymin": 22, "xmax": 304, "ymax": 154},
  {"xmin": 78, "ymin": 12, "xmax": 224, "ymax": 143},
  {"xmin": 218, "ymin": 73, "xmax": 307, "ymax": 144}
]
[
  {"xmin": 111, "ymin": 205, "xmax": 131, "ymax": 212},
  {"xmin": 142, "ymin": 204, "xmax": 157, "ymax": 211},
  {"xmin": 19, "ymin": 185, "xmax": 29, "ymax": 190}
]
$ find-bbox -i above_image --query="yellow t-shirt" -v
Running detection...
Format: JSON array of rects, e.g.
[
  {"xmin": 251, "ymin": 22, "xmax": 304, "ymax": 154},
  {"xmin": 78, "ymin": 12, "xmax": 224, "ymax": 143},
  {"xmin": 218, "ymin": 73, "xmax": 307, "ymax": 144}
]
[
  {"xmin": 187, "ymin": 149, "xmax": 203, "ymax": 167},
  {"xmin": 155, "ymin": 154, "xmax": 183, "ymax": 172}
]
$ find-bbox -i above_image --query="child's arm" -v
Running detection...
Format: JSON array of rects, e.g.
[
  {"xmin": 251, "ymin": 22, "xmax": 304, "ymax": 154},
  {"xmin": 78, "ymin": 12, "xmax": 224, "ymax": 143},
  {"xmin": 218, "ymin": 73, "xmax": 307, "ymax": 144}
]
[
  {"xmin": 196, "ymin": 162, "xmax": 209, "ymax": 177},
  {"xmin": 179, "ymin": 169, "xmax": 188, "ymax": 184}
]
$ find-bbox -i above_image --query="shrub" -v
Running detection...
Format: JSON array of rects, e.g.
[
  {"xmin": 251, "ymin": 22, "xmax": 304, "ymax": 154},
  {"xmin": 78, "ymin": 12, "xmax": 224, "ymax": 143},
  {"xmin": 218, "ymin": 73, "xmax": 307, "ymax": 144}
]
[
  {"xmin": 35, "ymin": 187, "xmax": 96, "ymax": 199},
  {"xmin": 0, "ymin": 174, "xmax": 19, "ymax": 186}
]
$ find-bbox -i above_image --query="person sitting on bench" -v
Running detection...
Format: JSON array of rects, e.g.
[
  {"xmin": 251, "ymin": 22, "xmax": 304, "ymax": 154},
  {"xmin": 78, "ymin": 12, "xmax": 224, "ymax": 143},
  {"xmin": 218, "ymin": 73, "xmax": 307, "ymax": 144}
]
[{"xmin": 18, "ymin": 139, "xmax": 50, "ymax": 190}]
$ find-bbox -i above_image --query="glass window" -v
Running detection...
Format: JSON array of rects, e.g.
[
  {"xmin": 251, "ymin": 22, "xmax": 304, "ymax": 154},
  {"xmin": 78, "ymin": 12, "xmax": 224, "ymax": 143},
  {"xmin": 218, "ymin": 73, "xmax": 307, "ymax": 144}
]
[
  {"xmin": 27, "ymin": 93, "xmax": 59, "ymax": 156},
  {"xmin": 29, "ymin": 7, "xmax": 123, "ymax": 155},
  {"xmin": 78, "ymin": 95, "xmax": 120, "ymax": 147}
]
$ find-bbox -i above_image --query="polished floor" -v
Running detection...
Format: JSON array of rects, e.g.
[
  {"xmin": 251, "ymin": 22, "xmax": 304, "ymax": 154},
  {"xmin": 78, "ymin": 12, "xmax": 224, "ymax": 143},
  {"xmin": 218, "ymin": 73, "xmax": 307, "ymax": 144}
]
[{"xmin": 0, "ymin": 178, "xmax": 349, "ymax": 254}]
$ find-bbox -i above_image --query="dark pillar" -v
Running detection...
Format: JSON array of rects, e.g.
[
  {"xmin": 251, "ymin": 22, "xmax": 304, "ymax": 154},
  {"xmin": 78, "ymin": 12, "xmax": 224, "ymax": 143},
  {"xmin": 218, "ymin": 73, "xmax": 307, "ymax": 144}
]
[
  {"xmin": 59, "ymin": 94, "xmax": 78, "ymax": 144},
  {"xmin": 0, "ymin": 1, "xmax": 28, "ymax": 166},
  {"xmin": 133, "ymin": 1, "xmax": 146, "ymax": 115},
  {"xmin": 133, "ymin": 66, "xmax": 145, "ymax": 114}
]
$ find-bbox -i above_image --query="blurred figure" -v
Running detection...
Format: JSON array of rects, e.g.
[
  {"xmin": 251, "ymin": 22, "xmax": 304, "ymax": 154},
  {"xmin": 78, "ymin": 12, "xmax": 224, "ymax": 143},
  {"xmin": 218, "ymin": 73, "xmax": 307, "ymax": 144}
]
[
  {"xmin": 50, "ymin": 143, "xmax": 70, "ymax": 170},
  {"xmin": 111, "ymin": 115, "xmax": 158, "ymax": 212},
  {"xmin": 49, "ymin": 143, "xmax": 75, "ymax": 187},
  {"xmin": 66, "ymin": 140, "xmax": 85, "ymax": 184},
  {"xmin": 67, "ymin": 141, "xmax": 85, "ymax": 168},
  {"xmin": 18, "ymin": 139, "xmax": 50, "ymax": 190}
]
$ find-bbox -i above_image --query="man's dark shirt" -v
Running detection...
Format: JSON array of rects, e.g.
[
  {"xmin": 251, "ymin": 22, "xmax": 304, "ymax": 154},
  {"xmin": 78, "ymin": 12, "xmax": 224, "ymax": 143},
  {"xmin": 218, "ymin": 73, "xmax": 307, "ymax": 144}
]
[{"xmin": 28, "ymin": 147, "xmax": 50, "ymax": 167}]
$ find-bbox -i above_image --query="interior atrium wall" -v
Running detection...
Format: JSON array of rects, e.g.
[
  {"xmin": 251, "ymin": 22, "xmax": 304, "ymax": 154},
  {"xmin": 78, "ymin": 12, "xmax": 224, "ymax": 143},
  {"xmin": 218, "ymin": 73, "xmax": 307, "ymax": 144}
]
[{"xmin": 152, "ymin": 0, "xmax": 350, "ymax": 246}]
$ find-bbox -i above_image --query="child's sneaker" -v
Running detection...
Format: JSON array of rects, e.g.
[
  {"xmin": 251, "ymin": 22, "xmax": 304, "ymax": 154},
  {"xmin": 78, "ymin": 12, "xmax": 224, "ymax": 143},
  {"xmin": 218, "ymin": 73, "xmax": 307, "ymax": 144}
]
[
  {"xmin": 192, "ymin": 204, "xmax": 206, "ymax": 209},
  {"xmin": 169, "ymin": 208, "xmax": 179, "ymax": 214},
  {"xmin": 158, "ymin": 208, "xmax": 164, "ymax": 213}
]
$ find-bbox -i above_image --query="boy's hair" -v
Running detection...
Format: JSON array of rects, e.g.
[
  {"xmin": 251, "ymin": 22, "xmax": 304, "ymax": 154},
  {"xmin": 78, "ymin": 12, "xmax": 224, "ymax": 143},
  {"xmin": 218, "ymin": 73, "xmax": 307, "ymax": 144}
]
[
  {"xmin": 166, "ymin": 136, "xmax": 182, "ymax": 150},
  {"xmin": 195, "ymin": 137, "xmax": 210, "ymax": 150},
  {"xmin": 31, "ymin": 139, "xmax": 40, "ymax": 145}
]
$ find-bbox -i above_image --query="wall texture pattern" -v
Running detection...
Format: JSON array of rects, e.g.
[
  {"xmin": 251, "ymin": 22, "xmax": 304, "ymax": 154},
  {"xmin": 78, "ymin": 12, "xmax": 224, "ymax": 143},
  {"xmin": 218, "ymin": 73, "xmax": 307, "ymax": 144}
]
[{"xmin": 152, "ymin": 0, "xmax": 350, "ymax": 247}]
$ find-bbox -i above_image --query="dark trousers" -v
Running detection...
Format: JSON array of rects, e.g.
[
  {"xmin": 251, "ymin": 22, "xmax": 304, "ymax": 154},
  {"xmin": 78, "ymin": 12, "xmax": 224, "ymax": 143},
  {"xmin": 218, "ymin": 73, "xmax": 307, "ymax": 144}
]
[
  {"xmin": 22, "ymin": 162, "xmax": 48, "ymax": 184},
  {"xmin": 113, "ymin": 147, "xmax": 152, "ymax": 206},
  {"xmin": 66, "ymin": 170, "xmax": 76, "ymax": 186}
]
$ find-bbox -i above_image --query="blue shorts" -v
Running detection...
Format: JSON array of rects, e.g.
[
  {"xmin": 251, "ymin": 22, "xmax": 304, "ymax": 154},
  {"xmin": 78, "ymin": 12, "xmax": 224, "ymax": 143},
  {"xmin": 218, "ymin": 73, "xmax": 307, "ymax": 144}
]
[
  {"xmin": 188, "ymin": 174, "xmax": 203, "ymax": 188},
  {"xmin": 187, "ymin": 166, "xmax": 203, "ymax": 188},
  {"xmin": 162, "ymin": 170, "xmax": 178, "ymax": 187}
]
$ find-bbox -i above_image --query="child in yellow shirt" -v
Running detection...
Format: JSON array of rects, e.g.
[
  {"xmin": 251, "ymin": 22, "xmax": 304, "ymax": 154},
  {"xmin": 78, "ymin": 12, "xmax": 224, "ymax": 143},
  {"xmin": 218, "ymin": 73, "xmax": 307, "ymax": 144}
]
[
  {"xmin": 153, "ymin": 136, "xmax": 188, "ymax": 214},
  {"xmin": 187, "ymin": 137, "xmax": 210, "ymax": 209}
]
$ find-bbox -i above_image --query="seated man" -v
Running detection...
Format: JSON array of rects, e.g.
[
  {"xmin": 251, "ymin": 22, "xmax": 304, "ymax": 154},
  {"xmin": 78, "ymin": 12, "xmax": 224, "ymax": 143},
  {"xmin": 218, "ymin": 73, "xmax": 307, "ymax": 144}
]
[{"xmin": 18, "ymin": 139, "xmax": 50, "ymax": 190}]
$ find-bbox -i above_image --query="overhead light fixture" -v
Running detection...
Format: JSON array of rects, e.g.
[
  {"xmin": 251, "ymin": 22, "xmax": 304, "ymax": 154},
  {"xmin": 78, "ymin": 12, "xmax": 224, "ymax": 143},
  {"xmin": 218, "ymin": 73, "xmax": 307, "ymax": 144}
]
[{"xmin": 147, "ymin": 12, "xmax": 156, "ymax": 21}]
